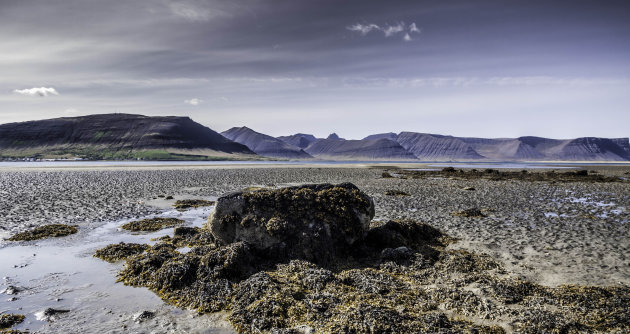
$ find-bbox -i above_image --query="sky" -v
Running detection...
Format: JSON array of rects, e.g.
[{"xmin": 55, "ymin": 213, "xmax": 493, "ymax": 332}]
[{"xmin": 1, "ymin": 0, "xmax": 629, "ymax": 140}]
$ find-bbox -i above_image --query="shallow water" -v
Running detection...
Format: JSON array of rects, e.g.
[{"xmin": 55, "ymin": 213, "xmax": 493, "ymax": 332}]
[{"xmin": 0, "ymin": 205, "xmax": 232, "ymax": 333}]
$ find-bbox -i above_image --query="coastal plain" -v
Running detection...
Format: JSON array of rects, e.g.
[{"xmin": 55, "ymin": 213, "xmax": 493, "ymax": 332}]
[{"xmin": 0, "ymin": 164, "xmax": 628, "ymax": 333}]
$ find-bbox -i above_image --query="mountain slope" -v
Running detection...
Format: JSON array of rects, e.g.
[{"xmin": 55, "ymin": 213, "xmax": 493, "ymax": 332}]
[
  {"xmin": 277, "ymin": 133, "xmax": 318, "ymax": 149},
  {"xmin": 396, "ymin": 132, "xmax": 485, "ymax": 160},
  {"xmin": 0, "ymin": 113, "xmax": 255, "ymax": 160},
  {"xmin": 222, "ymin": 127, "xmax": 313, "ymax": 159},
  {"xmin": 304, "ymin": 138, "xmax": 417, "ymax": 160},
  {"xmin": 362, "ymin": 133, "xmax": 397, "ymax": 141}
]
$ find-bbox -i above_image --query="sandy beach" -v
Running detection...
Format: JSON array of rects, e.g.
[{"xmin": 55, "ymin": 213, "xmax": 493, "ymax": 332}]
[{"xmin": 1, "ymin": 164, "xmax": 628, "ymax": 333}]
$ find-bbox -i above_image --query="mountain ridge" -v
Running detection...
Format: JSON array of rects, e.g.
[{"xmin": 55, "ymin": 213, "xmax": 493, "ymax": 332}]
[
  {"xmin": 1, "ymin": 114, "xmax": 628, "ymax": 161},
  {"xmin": 0, "ymin": 113, "xmax": 256, "ymax": 160},
  {"xmin": 221, "ymin": 126, "xmax": 313, "ymax": 159}
]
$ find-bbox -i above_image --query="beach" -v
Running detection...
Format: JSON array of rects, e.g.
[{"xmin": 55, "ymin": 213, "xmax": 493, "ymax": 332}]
[{"xmin": 1, "ymin": 164, "xmax": 628, "ymax": 333}]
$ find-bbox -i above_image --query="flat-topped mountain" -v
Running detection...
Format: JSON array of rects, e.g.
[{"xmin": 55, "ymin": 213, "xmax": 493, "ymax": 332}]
[
  {"xmin": 304, "ymin": 138, "xmax": 418, "ymax": 160},
  {"xmin": 0, "ymin": 114, "xmax": 256, "ymax": 160},
  {"xmin": 221, "ymin": 127, "xmax": 313, "ymax": 159}
]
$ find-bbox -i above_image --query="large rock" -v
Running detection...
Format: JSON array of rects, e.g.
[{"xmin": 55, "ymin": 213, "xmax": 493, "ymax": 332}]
[{"xmin": 206, "ymin": 183, "xmax": 375, "ymax": 265}]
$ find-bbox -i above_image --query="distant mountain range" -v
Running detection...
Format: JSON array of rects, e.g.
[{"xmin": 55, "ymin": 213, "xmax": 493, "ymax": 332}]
[
  {"xmin": 0, "ymin": 114, "xmax": 628, "ymax": 161},
  {"xmin": 229, "ymin": 128, "xmax": 630, "ymax": 161},
  {"xmin": 221, "ymin": 127, "xmax": 312, "ymax": 159}
]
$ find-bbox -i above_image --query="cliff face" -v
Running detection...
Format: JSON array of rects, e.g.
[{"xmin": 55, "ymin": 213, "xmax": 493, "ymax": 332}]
[
  {"xmin": 396, "ymin": 133, "xmax": 630, "ymax": 161},
  {"xmin": 396, "ymin": 132, "xmax": 485, "ymax": 160},
  {"xmin": 0, "ymin": 114, "xmax": 255, "ymax": 159},
  {"xmin": 304, "ymin": 138, "xmax": 418, "ymax": 160},
  {"xmin": 222, "ymin": 127, "xmax": 313, "ymax": 159}
]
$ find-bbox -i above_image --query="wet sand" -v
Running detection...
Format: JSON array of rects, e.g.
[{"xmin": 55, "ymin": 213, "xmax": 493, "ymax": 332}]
[{"xmin": 0, "ymin": 164, "xmax": 628, "ymax": 332}]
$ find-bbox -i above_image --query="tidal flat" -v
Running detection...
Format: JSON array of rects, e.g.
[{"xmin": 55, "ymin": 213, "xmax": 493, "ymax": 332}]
[{"xmin": 0, "ymin": 165, "xmax": 628, "ymax": 333}]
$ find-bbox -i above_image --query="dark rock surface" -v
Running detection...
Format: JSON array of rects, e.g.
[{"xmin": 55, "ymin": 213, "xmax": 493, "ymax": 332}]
[
  {"xmin": 0, "ymin": 113, "xmax": 255, "ymax": 159},
  {"xmin": 206, "ymin": 183, "xmax": 374, "ymax": 265},
  {"xmin": 222, "ymin": 127, "xmax": 312, "ymax": 159}
]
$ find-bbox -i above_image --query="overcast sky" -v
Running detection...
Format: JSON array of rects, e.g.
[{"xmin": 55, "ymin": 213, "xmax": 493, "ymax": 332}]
[{"xmin": 1, "ymin": 0, "xmax": 629, "ymax": 139}]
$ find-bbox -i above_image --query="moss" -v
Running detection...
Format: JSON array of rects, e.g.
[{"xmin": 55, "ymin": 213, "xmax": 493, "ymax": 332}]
[
  {"xmin": 384, "ymin": 189, "xmax": 410, "ymax": 196},
  {"xmin": 94, "ymin": 242, "xmax": 149, "ymax": 262},
  {"xmin": 120, "ymin": 218, "xmax": 184, "ymax": 232},
  {"xmin": 173, "ymin": 199, "xmax": 215, "ymax": 210},
  {"xmin": 8, "ymin": 224, "xmax": 77, "ymax": 241},
  {"xmin": 0, "ymin": 314, "xmax": 25, "ymax": 330}
]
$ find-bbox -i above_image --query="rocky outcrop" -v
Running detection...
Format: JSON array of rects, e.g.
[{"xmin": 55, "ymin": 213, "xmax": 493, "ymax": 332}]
[
  {"xmin": 110, "ymin": 183, "xmax": 630, "ymax": 333},
  {"xmin": 326, "ymin": 133, "xmax": 343, "ymax": 140},
  {"xmin": 206, "ymin": 183, "xmax": 374, "ymax": 265},
  {"xmin": 305, "ymin": 138, "xmax": 418, "ymax": 160},
  {"xmin": 222, "ymin": 126, "xmax": 313, "ymax": 159},
  {"xmin": 0, "ymin": 113, "xmax": 255, "ymax": 160}
]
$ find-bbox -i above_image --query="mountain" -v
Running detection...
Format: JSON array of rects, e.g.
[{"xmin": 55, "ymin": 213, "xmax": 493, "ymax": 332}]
[
  {"xmin": 0, "ymin": 114, "xmax": 255, "ymax": 160},
  {"xmin": 362, "ymin": 133, "xmax": 397, "ymax": 141},
  {"xmin": 514, "ymin": 136, "xmax": 630, "ymax": 161},
  {"xmin": 222, "ymin": 127, "xmax": 313, "ymax": 159},
  {"xmin": 396, "ymin": 132, "xmax": 485, "ymax": 160},
  {"xmin": 394, "ymin": 132, "xmax": 630, "ymax": 161},
  {"xmin": 277, "ymin": 133, "xmax": 318, "ymax": 149},
  {"xmin": 304, "ymin": 138, "xmax": 417, "ymax": 160},
  {"xmin": 327, "ymin": 133, "xmax": 343, "ymax": 140}
]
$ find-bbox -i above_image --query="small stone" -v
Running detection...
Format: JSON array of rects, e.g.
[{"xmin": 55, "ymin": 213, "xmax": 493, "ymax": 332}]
[{"xmin": 133, "ymin": 310, "xmax": 155, "ymax": 323}]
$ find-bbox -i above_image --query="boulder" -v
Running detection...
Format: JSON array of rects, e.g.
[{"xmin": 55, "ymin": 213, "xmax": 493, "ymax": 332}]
[{"xmin": 206, "ymin": 183, "xmax": 375, "ymax": 265}]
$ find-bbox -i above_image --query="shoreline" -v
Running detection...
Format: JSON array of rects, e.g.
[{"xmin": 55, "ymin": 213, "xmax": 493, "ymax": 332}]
[{"xmin": 1, "ymin": 165, "xmax": 628, "ymax": 332}]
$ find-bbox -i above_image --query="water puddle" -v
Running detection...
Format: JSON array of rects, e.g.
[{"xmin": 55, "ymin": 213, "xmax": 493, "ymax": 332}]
[{"xmin": 0, "ymin": 205, "xmax": 232, "ymax": 333}]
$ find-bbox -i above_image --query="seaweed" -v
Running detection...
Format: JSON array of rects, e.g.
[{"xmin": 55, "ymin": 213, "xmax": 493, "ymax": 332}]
[
  {"xmin": 8, "ymin": 224, "xmax": 77, "ymax": 241},
  {"xmin": 104, "ymin": 184, "xmax": 629, "ymax": 334},
  {"xmin": 120, "ymin": 218, "xmax": 184, "ymax": 232},
  {"xmin": 0, "ymin": 314, "xmax": 24, "ymax": 330},
  {"xmin": 398, "ymin": 168, "xmax": 623, "ymax": 183},
  {"xmin": 173, "ymin": 199, "xmax": 215, "ymax": 210},
  {"xmin": 94, "ymin": 242, "xmax": 149, "ymax": 262}
]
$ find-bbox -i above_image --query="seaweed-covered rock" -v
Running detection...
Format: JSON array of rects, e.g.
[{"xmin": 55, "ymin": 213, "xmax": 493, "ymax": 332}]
[
  {"xmin": 104, "ymin": 183, "xmax": 630, "ymax": 334},
  {"xmin": 35, "ymin": 308, "xmax": 69, "ymax": 322},
  {"xmin": 0, "ymin": 314, "xmax": 25, "ymax": 329},
  {"xmin": 94, "ymin": 242, "xmax": 149, "ymax": 262},
  {"xmin": 174, "ymin": 199, "xmax": 215, "ymax": 210},
  {"xmin": 206, "ymin": 183, "xmax": 374, "ymax": 265},
  {"xmin": 8, "ymin": 224, "xmax": 77, "ymax": 241},
  {"xmin": 365, "ymin": 219, "xmax": 444, "ymax": 250},
  {"xmin": 121, "ymin": 217, "xmax": 184, "ymax": 232}
]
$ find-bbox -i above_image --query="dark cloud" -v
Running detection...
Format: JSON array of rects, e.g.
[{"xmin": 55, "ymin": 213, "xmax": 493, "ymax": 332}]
[{"xmin": 0, "ymin": 0, "xmax": 629, "ymax": 138}]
